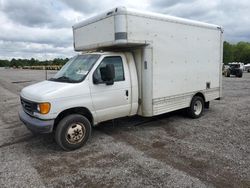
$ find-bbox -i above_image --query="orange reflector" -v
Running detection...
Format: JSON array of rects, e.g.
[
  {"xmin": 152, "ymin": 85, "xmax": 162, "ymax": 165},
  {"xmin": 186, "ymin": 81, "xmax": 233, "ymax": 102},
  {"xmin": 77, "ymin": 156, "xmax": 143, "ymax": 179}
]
[{"xmin": 39, "ymin": 103, "xmax": 51, "ymax": 114}]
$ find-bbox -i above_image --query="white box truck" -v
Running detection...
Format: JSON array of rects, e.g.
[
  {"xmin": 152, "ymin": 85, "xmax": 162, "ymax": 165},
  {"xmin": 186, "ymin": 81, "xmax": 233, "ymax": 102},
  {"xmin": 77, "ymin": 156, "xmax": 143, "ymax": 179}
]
[{"xmin": 19, "ymin": 7, "xmax": 223, "ymax": 150}]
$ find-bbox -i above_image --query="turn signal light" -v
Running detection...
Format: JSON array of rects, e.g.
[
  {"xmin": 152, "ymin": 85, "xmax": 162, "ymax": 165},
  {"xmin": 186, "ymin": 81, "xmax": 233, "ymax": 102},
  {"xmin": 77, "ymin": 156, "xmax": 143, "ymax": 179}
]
[{"xmin": 38, "ymin": 103, "xmax": 51, "ymax": 114}]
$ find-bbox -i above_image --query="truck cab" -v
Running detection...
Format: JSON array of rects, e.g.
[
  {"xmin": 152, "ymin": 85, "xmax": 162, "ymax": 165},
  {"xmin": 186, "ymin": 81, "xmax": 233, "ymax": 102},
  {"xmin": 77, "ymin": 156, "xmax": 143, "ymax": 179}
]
[{"xmin": 19, "ymin": 52, "xmax": 138, "ymax": 150}]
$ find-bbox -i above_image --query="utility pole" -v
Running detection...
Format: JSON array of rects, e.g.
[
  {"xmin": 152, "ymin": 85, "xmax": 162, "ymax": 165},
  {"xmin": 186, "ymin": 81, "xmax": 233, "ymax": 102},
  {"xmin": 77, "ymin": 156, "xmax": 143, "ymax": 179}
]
[
  {"xmin": 44, "ymin": 45, "xmax": 47, "ymax": 80},
  {"xmin": 45, "ymin": 66, "xmax": 47, "ymax": 80}
]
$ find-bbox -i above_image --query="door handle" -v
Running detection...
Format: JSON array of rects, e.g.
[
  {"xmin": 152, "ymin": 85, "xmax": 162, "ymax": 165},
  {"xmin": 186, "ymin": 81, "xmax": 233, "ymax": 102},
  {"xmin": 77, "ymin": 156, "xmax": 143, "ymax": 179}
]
[{"xmin": 125, "ymin": 90, "xmax": 129, "ymax": 97}]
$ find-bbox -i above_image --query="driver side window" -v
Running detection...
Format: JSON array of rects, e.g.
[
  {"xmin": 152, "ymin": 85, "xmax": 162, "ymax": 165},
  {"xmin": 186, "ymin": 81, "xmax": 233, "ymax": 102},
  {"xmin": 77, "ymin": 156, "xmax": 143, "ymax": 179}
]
[{"xmin": 93, "ymin": 56, "xmax": 125, "ymax": 83}]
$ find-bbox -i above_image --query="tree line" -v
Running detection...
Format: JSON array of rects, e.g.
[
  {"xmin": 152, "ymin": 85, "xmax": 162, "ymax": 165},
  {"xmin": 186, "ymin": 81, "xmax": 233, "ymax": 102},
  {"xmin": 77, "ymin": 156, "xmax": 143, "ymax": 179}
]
[
  {"xmin": 1, "ymin": 41, "xmax": 250, "ymax": 67},
  {"xmin": 223, "ymin": 41, "xmax": 250, "ymax": 64},
  {"xmin": 0, "ymin": 58, "xmax": 69, "ymax": 67}
]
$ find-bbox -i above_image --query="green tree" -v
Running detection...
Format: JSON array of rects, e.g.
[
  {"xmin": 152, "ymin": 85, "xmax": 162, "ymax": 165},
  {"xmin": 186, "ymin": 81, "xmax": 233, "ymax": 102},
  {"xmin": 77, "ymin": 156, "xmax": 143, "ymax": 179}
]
[
  {"xmin": 223, "ymin": 41, "xmax": 234, "ymax": 64},
  {"xmin": 0, "ymin": 60, "xmax": 10, "ymax": 67},
  {"xmin": 223, "ymin": 41, "xmax": 250, "ymax": 64}
]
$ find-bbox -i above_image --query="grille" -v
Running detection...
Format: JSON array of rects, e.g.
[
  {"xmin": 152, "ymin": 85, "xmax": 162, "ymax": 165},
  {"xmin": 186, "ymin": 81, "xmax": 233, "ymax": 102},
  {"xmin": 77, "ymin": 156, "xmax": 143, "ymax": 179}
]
[{"xmin": 21, "ymin": 98, "xmax": 36, "ymax": 115}]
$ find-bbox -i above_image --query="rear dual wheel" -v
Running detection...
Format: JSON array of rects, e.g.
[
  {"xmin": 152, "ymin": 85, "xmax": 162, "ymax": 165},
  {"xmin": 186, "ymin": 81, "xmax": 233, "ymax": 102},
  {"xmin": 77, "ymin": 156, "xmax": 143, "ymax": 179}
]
[{"xmin": 187, "ymin": 96, "xmax": 204, "ymax": 118}]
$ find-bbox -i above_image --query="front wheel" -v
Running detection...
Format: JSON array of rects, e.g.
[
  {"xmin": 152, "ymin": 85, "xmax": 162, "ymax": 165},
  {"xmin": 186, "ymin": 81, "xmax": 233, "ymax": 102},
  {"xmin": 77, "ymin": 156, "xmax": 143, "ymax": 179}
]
[
  {"xmin": 55, "ymin": 114, "xmax": 92, "ymax": 151},
  {"xmin": 187, "ymin": 96, "xmax": 204, "ymax": 118}
]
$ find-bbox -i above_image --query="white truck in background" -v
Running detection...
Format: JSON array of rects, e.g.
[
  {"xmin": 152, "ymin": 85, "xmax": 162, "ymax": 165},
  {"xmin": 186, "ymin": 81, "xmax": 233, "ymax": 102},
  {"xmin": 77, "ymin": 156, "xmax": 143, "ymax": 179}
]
[
  {"xmin": 244, "ymin": 63, "xmax": 250, "ymax": 72},
  {"xmin": 19, "ymin": 7, "xmax": 223, "ymax": 150}
]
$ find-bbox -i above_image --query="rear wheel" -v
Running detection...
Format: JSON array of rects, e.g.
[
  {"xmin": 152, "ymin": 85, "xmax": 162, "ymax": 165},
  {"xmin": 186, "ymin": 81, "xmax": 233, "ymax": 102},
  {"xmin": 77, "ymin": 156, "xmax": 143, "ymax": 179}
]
[
  {"xmin": 236, "ymin": 70, "xmax": 243, "ymax": 77},
  {"xmin": 55, "ymin": 114, "xmax": 92, "ymax": 151},
  {"xmin": 187, "ymin": 96, "xmax": 204, "ymax": 118}
]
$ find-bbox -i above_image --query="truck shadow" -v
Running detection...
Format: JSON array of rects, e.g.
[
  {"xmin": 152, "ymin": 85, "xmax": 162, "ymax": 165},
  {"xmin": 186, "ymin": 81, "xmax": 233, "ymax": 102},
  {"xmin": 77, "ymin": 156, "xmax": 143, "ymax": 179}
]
[{"xmin": 94, "ymin": 109, "xmax": 187, "ymax": 133}]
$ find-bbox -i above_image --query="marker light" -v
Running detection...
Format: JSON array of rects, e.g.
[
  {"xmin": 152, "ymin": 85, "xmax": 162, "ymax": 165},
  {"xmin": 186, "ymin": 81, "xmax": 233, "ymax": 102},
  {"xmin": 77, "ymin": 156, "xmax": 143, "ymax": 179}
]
[{"xmin": 38, "ymin": 103, "xmax": 51, "ymax": 114}]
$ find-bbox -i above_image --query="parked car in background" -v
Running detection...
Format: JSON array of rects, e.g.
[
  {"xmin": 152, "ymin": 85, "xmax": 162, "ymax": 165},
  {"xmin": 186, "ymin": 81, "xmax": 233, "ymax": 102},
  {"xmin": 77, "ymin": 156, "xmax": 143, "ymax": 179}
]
[{"xmin": 224, "ymin": 62, "xmax": 243, "ymax": 77}]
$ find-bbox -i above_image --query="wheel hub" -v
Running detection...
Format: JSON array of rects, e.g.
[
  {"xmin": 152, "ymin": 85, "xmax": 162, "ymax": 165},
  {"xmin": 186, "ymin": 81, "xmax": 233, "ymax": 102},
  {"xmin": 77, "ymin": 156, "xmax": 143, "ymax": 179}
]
[
  {"xmin": 194, "ymin": 100, "xmax": 202, "ymax": 115},
  {"xmin": 66, "ymin": 123, "xmax": 86, "ymax": 144}
]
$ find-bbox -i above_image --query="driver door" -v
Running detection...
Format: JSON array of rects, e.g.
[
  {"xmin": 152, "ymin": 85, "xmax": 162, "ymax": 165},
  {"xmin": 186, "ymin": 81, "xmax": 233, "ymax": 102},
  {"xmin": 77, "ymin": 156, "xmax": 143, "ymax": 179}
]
[{"xmin": 90, "ymin": 55, "xmax": 131, "ymax": 122}]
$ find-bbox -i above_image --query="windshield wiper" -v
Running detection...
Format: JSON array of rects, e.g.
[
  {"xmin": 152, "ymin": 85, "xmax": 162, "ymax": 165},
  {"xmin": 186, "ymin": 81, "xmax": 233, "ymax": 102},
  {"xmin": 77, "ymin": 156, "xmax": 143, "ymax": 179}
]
[
  {"xmin": 49, "ymin": 76, "xmax": 76, "ymax": 83},
  {"xmin": 56, "ymin": 76, "xmax": 71, "ymax": 80}
]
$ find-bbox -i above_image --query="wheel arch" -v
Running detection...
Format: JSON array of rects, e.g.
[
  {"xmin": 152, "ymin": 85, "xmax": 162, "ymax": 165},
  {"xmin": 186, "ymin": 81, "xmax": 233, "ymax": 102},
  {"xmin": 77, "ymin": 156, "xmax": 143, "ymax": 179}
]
[
  {"xmin": 54, "ymin": 107, "xmax": 94, "ymax": 131},
  {"xmin": 191, "ymin": 92, "xmax": 206, "ymax": 104}
]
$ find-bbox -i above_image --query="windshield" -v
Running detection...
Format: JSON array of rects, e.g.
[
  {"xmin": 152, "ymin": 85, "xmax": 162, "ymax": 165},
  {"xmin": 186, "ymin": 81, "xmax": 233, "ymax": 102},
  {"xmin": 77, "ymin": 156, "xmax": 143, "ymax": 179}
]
[
  {"xmin": 50, "ymin": 54, "xmax": 100, "ymax": 83},
  {"xmin": 229, "ymin": 64, "xmax": 240, "ymax": 68}
]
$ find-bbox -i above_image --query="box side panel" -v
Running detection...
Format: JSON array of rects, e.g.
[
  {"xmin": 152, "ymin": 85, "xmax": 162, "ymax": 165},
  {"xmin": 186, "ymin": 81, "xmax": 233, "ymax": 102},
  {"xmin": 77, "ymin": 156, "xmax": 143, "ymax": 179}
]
[
  {"xmin": 153, "ymin": 25, "xmax": 221, "ymax": 98},
  {"xmin": 127, "ymin": 15, "xmax": 221, "ymax": 115},
  {"xmin": 74, "ymin": 16, "xmax": 115, "ymax": 51}
]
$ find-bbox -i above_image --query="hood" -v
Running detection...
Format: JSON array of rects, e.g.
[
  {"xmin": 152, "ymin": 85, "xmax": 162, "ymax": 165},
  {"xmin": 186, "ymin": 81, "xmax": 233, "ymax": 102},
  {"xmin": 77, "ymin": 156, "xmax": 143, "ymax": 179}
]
[{"xmin": 20, "ymin": 80, "xmax": 88, "ymax": 102}]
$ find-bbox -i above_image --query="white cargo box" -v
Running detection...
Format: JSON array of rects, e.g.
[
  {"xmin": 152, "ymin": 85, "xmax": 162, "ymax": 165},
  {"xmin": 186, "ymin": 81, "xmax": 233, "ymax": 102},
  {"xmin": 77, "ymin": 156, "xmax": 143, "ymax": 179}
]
[{"xmin": 73, "ymin": 7, "xmax": 223, "ymax": 117}]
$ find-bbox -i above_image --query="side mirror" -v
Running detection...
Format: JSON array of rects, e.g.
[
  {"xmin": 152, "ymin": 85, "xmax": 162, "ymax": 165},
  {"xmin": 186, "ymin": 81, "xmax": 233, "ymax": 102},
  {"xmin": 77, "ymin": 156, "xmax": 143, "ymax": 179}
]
[
  {"xmin": 100, "ymin": 64, "xmax": 115, "ymax": 85},
  {"xmin": 93, "ymin": 73, "xmax": 99, "ymax": 84}
]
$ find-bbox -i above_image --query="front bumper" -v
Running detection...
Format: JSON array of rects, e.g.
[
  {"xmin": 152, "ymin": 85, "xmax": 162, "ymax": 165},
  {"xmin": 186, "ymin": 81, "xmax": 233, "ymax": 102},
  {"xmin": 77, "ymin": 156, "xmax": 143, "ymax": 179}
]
[{"xmin": 19, "ymin": 108, "xmax": 54, "ymax": 133}]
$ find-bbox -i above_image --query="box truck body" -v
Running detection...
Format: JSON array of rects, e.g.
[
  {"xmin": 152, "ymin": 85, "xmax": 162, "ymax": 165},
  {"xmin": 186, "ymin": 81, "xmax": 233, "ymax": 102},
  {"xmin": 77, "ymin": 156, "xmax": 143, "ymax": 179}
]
[
  {"xmin": 19, "ymin": 7, "xmax": 223, "ymax": 150},
  {"xmin": 73, "ymin": 7, "xmax": 223, "ymax": 117}
]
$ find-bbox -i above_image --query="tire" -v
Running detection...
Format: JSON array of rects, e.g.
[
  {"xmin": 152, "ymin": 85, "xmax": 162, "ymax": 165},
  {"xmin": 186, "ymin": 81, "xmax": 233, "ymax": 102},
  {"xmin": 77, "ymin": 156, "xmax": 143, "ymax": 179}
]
[
  {"xmin": 55, "ymin": 114, "xmax": 92, "ymax": 151},
  {"xmin": 187, "ymin": 96, "xmax": 204, "ymax": 119},
  {"xmin": 226, "ymin": 69, "xmax": 230, "ymax": 77},
  {"xmin": 237, "ymin": 70, "xmax": 243, "ymax": 78}
]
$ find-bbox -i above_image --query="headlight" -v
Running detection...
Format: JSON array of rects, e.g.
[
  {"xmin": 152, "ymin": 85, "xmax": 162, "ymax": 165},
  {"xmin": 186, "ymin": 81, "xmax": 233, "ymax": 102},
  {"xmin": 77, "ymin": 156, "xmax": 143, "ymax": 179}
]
[{"xmin": 37, "ymin": 102, "xmax": 51, "ymax": 114}]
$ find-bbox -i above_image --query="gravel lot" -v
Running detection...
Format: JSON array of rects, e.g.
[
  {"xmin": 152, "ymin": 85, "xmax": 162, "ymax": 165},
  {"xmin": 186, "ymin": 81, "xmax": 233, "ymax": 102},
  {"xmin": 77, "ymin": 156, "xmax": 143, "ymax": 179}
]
[{"xmin": 0, "ymin": 68, "xmax": 249, "ymax": 188}]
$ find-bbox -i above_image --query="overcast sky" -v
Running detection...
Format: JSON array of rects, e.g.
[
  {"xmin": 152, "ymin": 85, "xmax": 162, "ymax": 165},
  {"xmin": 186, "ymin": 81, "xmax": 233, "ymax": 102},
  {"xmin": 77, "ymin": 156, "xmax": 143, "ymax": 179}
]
[{"xmin": 0, "ymin": 0, "xmax": 249, "ymax": 60}]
